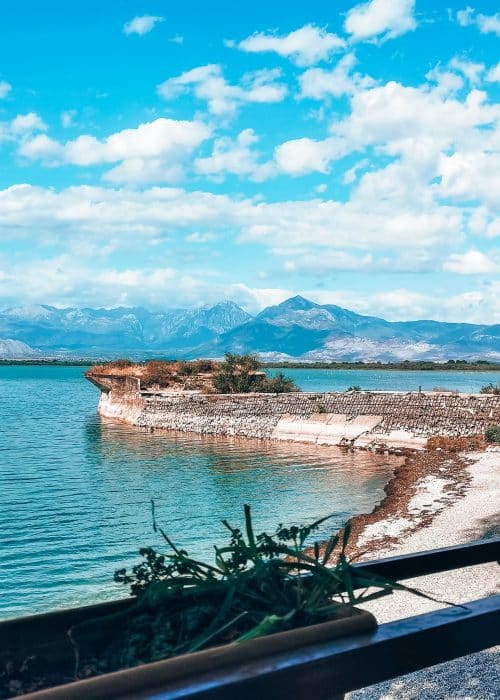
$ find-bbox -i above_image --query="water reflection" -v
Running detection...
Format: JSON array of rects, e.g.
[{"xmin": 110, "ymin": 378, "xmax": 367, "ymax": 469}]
[{"xmin": 2, "ymin": 369, "xmax": 401, "ymax": 619}]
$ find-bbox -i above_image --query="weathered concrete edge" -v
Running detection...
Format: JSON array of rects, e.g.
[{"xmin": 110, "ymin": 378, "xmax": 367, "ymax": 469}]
[{"xmin": 95, "ymin": 388, "xmax": 500, "ymax": 452}]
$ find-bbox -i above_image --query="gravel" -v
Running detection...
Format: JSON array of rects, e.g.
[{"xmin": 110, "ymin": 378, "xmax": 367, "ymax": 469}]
[{"xmin": 347, "ymin": 451, "xmax": 500, "ymax": 700}]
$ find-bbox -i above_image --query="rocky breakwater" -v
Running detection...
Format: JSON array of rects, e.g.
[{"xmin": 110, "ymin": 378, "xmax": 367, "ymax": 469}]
[{"xmin": 87, "ymin": 374, "xmax": 500, "ymax": 451}]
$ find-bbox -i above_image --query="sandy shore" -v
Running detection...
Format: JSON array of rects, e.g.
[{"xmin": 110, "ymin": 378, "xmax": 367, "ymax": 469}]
[{"xmin": 347, "ymin": 449, "xmax": 500, "ymax": 700}]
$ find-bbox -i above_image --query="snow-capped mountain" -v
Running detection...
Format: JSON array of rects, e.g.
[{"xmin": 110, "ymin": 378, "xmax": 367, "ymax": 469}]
[
  {"xmin": 0, "ymin": 302, "xmax": 251, "ymax": 356},
  {"xmin": 193, "ymin": 296, "xmax": 500, "ymax": 362},
  {"xmin": 0, "ymin": 296, "xmax": 498, "ymax": 360}
]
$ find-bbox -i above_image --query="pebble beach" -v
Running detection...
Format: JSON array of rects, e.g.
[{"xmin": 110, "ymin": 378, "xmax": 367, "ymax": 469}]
[{"xmin": 347, "ymin": 450, "xmax": 500, "ymax": 700}]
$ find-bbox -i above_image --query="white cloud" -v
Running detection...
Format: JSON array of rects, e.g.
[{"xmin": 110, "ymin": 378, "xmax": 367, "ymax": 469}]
[
  {"xmin": 456, "ymin": 7, "xmax": 475, "ymax": 27},
  {"xmin": 448, "ymin": 57, "xmax": 485, "ymax": 85},
  {"xmin": 185, "ymin": 232, "xmax": 218, "ymax": 243},
  {"xmin": 103, "ymin": 159, "xmax": 185, "ymax": 184},
  {"xmin": 61, "ymin": 110, "xmax": 76, "ymax": 128},
  {"xmin": 477, "ymin": 13, "xmax": 500, "ymax": 35},
  {"xmin": 345, "ymin": 0, "xmax": 417, "ymax": 42},
  {"xmin": 305, "ymin": 285, "xmax": 500, "ymax": 324},
  {"xmin": 333, "ymin": 82, "xmax": 499, "ymax": 152},
  {"xmin": 194, "ymin": 129, "xmax": 275, "ymax": 181},
  {"xmin": 228, "ymin": 24, "xmax": 346, "ymax": 67},
  {"xmin": 279, "ymin": 77, "xmax": 499, "ymax": 182},
  {"xmin": 0, "ymin": 183, "xmax": 460, "ymax": 253},
  {"xmin": 19, "ymin": 118, "xmax": 211, "ymax": 183},
  {"xmin": 123, "ymin": 15, "xmax": 164, "ymax": 36},
  {"xmin": 10, "ymin": 112, "xmax": 47, "ymax": 134},
  {"xmin": 438, "ymin": 151, "xmax": 500, "ymax": 211},
  {"xmin": 443, "ymin": 250, "xmax": 500, "ymax": 274},
  {"xmin": 157, "ymin": 64, "xmax": 287, "ymax": 116},
  {"xmin": 457, "ymin": 8, "xmax": 500, "ymax": 36},
  {"xmin": 274, "ymin": 137, "xmax": 346, "ymax": 175},
  {"xmin": 425, "ymin": 66, "xmax": 464, "ymax": 96},
  {"xmin": 0, "ymin": 80, "xmax": 11, "ymax": 99},
  {"xmin": 299, "ymin": 53, "xmax": 376, "ymax": 99},
  {"xmin": 486, "ymin": 62, "xmax": 500, "ymax": 82},
  {"xmin": 284, "ymin": 251, "xmax": 374, "ymax": 273},
  {"xmin": 1, "ymin": 112, "xmax": 47, "ymax": 144}
]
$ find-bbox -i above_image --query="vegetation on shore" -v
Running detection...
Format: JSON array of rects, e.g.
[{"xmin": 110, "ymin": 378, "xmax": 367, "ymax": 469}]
[
  {"xmin": 1, "ymin": 358, "xmax": 500, "ymax": 371},
  {"xmin": 87, "ymin": 354, "xmax": 299, "ymax": 394},
  {"xmin": 485, "ymin": 425, "xmax": 500, "ymax": 443},
  {"xmin": 262, "ymin": 360, "xmax": 500, "ymax": 371},
  {"xmin": 479, "ymin": 383, "xmax": 500, "ymax": 395}
]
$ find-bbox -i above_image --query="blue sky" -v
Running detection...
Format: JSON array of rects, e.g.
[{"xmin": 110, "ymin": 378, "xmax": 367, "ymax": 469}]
[{"xmin": 0, "ymin": 0, "xmax": 499, "ymax": 322}]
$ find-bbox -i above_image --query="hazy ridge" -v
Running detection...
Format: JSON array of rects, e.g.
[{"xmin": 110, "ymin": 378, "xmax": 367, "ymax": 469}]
[{"xmin": 0, "ymin": 296, "xmax": 499, "ymax": 361}]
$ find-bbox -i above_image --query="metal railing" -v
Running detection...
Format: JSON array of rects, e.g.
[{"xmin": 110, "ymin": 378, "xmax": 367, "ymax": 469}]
[{"xmin": 148, "ymin": 538, "xmax": 500, "ymax": 699}]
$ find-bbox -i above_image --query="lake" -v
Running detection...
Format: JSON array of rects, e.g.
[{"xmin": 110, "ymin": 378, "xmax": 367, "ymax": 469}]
[{"xmin": 0, "ymin": 365, "xmax": 497, "ymax": 619}]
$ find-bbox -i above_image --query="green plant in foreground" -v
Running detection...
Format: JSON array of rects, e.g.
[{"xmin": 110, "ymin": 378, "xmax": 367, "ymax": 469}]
[{"xmin": 69, "ymin": 505, "xmax": 453, "ymax": 676}]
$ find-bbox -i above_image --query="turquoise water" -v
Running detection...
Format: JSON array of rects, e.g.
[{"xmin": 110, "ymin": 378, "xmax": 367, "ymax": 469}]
[
  {"xmin": 0, "ymin": 366, "xmax": 402, "ymax": 620},
  {"xmin": 270, "ymin": 368, "xmax": 499, "ymax": 393},
  {"xmin": 1, "ymin": 366, "xmax": 498, "ymax": 620}
]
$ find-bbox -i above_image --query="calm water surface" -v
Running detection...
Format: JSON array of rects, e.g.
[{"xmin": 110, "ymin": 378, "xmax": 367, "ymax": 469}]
[
  {"xmin": 270, "ymin": 367, "xmax": 500, "ymax": 393},
  {"xmin": 1, "ymin": 366, "xmax": 497, "ymax": 619}
]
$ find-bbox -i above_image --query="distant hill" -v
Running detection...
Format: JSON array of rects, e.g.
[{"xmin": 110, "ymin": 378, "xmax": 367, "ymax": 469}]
[
  {"xmin": 0, "ymin": 302, "xmax": 251, "ymax": 357},
  {"xmin": 191, "ymin": 296, "xmax": 500, "ymax": 362},
  {"xmin": 0, "ymin": 339, "xmax": 39, "ymax": 359},
  {"xmin": 0, "ymin": 296, "xmax": 499, "ymax": 361}
]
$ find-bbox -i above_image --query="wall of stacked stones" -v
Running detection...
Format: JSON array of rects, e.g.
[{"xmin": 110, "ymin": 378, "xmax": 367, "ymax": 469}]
[{"xmin": 135, "ymin": 392, "xmax": 500, "ymax": 439}]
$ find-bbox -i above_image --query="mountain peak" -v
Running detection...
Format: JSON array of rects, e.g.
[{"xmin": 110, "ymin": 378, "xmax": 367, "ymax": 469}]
[
  {"xmin": 211, "ymin": 300, "xmax": 247, "ymax": 312},
  {"xmin": 278, "ymin": 295, "xmax": 317, "ymax": 311}
]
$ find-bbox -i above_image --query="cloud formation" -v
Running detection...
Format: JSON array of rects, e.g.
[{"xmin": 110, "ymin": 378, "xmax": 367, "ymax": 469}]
[
  {"xmin": 457, "ymin": 8, "xmax": 500, "ymax": 36},
  {"xmin": 123, "ymin": 15, "xmax": 164, "ymax": 36},
  {"xmin": 0, "ymin": 80, "xmax": 11, "ymax": 99},
  {"xmin": 19, "ymin": 118, "xmax": 211, "ymax": 183},
  {"xmin": 228, "ymin": 25, "xmax": 345, "ymax": 66},
  {"xmin": 157, "ymin": 64, "xmax": 287, "ymax": 116},
  {"xmin": 345, "ymin": 0, "xmax": 417, "ymax": 42}
]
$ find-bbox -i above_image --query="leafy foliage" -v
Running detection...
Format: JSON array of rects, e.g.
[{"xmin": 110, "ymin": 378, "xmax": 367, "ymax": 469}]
[
  {"xmin": 69, "ymin": 505, "xmax": 426, "ymax": 676},
  {"xmin": 485, "ymin": 425, "xmax": 500, "ymax": 443},
  {"xmin": 258, "ymin": 371, "xmax": 298, "ymax": 393},
  {"xmin": 213, "ymin": 353, "xmax": 298, "ymax": 393},
  {"xmin": 480, "ymin": 383, "xmax": 500, "ymax": 395}
]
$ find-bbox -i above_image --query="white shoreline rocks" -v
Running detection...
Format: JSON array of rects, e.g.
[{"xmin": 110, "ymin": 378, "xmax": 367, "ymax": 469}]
[{"xmin": 348, "ymin": 451, "xmax": 500, "ymax": 700}]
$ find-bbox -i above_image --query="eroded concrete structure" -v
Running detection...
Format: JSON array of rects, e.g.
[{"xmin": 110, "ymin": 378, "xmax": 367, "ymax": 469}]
[{"xmin": 89, "ymin": 374, "xmax": 500, "ymax": 450}]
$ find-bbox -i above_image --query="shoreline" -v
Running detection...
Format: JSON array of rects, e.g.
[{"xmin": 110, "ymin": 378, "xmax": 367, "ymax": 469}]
[
  {"xmin": 344, "ymin": 447, "xmax": 474, "ymax": 557},
  {"xmin": 346, "ymin": 448, "xmax": 500, "ymax": 699}
]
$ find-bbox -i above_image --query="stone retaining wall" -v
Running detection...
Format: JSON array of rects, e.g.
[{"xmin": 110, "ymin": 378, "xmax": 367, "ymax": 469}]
[{"xmin": 95, "ymin": 388, "xmax": 500, "ymax": 450}]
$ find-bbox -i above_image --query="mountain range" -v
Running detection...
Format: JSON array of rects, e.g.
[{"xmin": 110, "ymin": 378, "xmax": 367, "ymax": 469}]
[{"xmin": 0, "ymin": 296, "xmax": 499, "ymax": 362}]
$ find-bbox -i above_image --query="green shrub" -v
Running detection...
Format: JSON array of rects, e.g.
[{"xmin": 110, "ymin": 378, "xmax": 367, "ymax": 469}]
[
  {"xmin": 257, "ymin": 371, "xmax": 298, "ymax": 393},
  {"xmin": 480, "ymin": 383, "xmax": 500, "ymax": 395},
  {"xmin": 213, "ymin": 354, "xmax": 298, "ymax": 393},
  {"xmin": 485, "ymin": 425, "xmax": 500, "ymax": 443}
]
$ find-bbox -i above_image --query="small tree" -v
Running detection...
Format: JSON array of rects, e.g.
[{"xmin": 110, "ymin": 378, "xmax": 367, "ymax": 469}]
[
  {"xmin": 213, "ymin": 354, "xmax": 298, "ymax": 394},
  {"xmin": 213, "ymin": 353, "xmax": 262, "ymax": 393},
  {"xmin": 485, "ymin": 425, "xmax": 500, "ymax": 443},
  {"xmin": 480, "ymin": 383, "xmax": 500, "ymax": 395},
  {"xmin": 258, "ymin": 371, "xmax": 298, "ymax": 393}
]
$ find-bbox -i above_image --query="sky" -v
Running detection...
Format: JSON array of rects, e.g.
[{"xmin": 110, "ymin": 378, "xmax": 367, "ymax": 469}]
[{"xmin": 0, "ymin": 0, "xmax": 499, "ymax": 323}]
